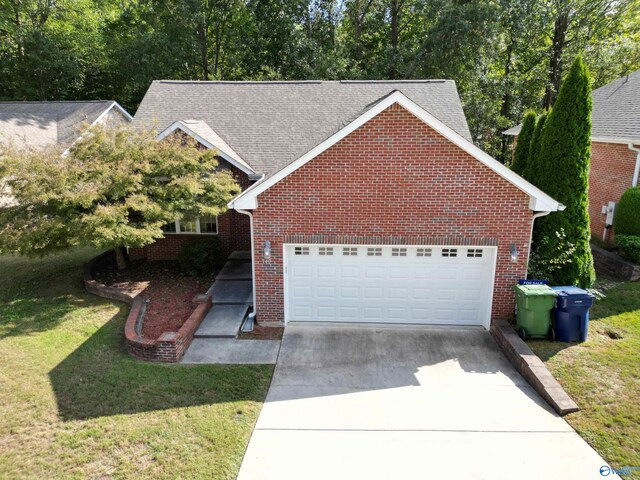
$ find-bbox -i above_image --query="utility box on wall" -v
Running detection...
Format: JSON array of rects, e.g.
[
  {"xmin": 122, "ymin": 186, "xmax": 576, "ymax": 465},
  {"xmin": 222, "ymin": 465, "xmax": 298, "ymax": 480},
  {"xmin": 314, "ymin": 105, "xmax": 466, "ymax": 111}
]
[{"xmin": 604, "ymin": 201, "xmax": 616, "ymax": 227}]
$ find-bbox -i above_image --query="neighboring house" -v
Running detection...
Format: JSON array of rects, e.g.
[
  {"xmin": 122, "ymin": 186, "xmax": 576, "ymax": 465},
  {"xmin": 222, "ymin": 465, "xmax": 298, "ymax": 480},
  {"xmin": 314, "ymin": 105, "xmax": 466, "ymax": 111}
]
[
  {"xmin": 0, "ymin": 100, "xmax": 132, "ymax": 149},
  {"xmin": 0, "ymin": 100, "xmax": 132, "ymax": 208},
  {"xmin": 504, "ymin": 70, "xmax": 640, "ymax": 243},
  {"xmin": 133, "ymin": 80, "xmax": 562, "ymax": 328}
]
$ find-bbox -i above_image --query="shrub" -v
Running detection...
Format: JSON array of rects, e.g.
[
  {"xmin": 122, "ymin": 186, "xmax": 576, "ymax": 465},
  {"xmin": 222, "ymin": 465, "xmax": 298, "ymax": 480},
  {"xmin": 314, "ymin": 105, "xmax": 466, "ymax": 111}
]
[
  {"xmin": 528, "ymin": 229, "xmax": 577, "ymax": 282},
  {"xmin": 615, "ymin": 235, "xmax": 640, "ymax": 264},
  {"xmin": 614, "ymin": 187, "xmax": 640, "ymax": 235},
  {"xmin": 177, "ymin": 237, "xmax": 226, "ymax": 274}
]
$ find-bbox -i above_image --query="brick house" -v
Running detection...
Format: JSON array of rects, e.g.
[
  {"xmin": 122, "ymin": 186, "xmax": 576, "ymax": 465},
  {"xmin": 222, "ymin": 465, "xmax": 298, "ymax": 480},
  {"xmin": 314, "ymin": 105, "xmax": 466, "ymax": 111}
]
[
  {"xmin": 504, "ymin": 70, "xmax": 640, "ymax": 243},
  {"xmin": 133, "ymin": 81, "xmax": 562, "ymax": 328}
]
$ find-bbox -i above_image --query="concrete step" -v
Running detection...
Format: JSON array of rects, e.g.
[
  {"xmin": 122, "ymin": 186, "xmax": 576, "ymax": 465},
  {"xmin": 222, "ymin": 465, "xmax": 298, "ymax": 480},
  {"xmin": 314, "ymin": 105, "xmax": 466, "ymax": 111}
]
[
  {"xmin": 228, "ymin": 251, "xmax": 251, "ymax": 261},
  {"xmin": 217, "ymin": 260, "xmax": 252, "ymax": 280},
  {"xmin": 182, "ymin": 338, "xmax": 280, "ymax": 364},
  {"xmin": 195, "ymin": 304, "xmax": 250, "ymax": 338},
  {"xmin": 207, "ymin": 280, "xmax": 253, "ymax": 305}
]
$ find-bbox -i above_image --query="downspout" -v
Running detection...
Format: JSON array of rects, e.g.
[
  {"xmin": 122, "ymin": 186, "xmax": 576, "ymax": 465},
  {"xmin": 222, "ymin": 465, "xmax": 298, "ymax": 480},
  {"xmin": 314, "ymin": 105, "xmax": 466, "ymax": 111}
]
[
  {"xmin": 629, "ymin": 143, "xmax": 640, "ymax": 187},
  {"xmin": 236, "ymin": 208, "xmax": 258, "ymax": 316},
  {"xmin": 526, "ymin": 211, "xmax": 552, "ymax": 279}
]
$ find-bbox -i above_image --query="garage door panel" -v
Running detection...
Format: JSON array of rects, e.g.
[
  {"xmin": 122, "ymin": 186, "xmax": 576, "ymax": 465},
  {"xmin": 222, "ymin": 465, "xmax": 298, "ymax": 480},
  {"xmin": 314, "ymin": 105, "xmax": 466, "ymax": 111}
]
[{"xmin": 286, "ymin": 245, "xmax": 494, "ymax": 326}]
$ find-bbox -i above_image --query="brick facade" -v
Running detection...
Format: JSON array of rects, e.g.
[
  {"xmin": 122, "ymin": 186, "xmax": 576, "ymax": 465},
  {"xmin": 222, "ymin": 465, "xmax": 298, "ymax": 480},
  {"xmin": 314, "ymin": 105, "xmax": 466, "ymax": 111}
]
[
  {"xmin": 588, "ymin": 141, "xmax": 637, "ymax": 243},
  {"xmin": 251, "ymin": 104, "xmax": 533, "ymax": 325},
  {"xmin": 129, "ymin": 163, "xmax": 252, "ymax": 261}
]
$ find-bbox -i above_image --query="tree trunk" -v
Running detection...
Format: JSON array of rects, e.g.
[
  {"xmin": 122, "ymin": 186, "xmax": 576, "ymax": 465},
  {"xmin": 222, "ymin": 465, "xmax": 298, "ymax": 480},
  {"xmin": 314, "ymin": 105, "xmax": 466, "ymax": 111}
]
[
  {"xmin": 543, "ymin": 9, "xmax": 569, "ymax": 109},
  {"xmin": 114, "ymin": 246, "xmax": 127, "ymax": 270},
  {"xmin": 389, "ymin": 0, "xmax": 400, "ymax": 79},
  {"xmin": 499, "ymin": 42, "xmax": 514, "ymax": 164}
]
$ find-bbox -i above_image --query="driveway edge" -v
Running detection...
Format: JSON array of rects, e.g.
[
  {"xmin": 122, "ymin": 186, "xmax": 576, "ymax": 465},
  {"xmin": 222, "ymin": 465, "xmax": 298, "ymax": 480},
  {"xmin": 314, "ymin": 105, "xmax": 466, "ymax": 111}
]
[{"xmin": 490, "ymin": 320, "xmax": 579, "ymax": 416}]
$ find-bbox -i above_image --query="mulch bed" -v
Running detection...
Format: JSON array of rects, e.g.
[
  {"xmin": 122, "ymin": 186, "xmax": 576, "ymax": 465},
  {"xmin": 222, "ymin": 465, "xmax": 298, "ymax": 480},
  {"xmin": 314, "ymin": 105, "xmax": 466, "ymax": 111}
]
[
  {"xmin": 238, "ymin": 324, "xmax": 284, "ymax": 341},
  {"xmin": 94, "ymin": 260, "xmax": 214, "ymax": 339}
]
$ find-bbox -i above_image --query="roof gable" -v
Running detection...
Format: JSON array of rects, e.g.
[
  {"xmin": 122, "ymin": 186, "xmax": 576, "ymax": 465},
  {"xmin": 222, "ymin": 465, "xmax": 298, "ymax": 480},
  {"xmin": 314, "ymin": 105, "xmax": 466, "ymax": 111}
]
[
  {"xmin": 157, "ymin": 120, "xmax": 256, "ymax": 175},
  {"xmin": 133, "ymin": 80, "xmax": 472, "ymax": 175},
  {"xmin": 230, "ymin": 91, "xmax": 563, "ymax": 213},
  {"xmin": 0, "ymin": 101, "xmax": 132, "ymax": 148}
]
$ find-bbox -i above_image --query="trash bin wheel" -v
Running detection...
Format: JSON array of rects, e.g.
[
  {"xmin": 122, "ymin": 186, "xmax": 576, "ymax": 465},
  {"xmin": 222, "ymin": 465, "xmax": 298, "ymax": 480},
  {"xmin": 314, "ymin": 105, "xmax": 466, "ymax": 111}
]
[
  {"xmin": 517, "ymin": 327, "xmax": 527, "ymax": 341},
  {"xmin": 547, "ymin": 326, "xmax": 555, "ymax": 342}
]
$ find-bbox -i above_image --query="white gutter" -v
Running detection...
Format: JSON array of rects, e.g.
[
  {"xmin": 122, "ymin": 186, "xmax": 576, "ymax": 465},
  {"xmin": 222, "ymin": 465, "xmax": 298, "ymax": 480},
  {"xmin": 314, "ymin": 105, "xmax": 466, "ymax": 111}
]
[
  {"xmin": 525, "ymin": 211, "xmax": 552, "ymax": 279},
  {"xmin": 629, "ymin": 143, "xmax": 640, "ymax": 187},
  {"xmin": 236, "ymin": 208, "xmax": 258, "ymax": 313}
]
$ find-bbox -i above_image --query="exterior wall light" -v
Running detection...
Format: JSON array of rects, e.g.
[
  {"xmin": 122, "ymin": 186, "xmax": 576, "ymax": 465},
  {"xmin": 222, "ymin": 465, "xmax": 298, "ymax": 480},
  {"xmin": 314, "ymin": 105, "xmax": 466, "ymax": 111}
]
[
  {"xmin": 510, "ymin": 243, "xmax": 519, "ymax": 262},
  {"xmin": 263, "ymin": 240, "xmax": 271, "ymax": 259}
]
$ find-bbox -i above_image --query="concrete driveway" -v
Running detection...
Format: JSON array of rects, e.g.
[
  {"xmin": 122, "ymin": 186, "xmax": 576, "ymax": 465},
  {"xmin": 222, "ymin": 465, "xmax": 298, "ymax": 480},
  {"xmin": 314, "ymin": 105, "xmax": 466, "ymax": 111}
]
[{"xmin": 238, "ymin": 324, "xmax": 618, "ymax": 480}]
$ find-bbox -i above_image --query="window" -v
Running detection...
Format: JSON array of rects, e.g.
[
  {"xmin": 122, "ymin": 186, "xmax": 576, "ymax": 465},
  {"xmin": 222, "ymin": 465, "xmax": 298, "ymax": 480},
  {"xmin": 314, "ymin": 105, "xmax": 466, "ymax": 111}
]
[
  {"xmin": 391, "ymin": 248, "xmax": 407, "ymax": 257},
  {"xmin": 161, "ymin": 217, "xmax": 218, "ymax": 235},
  {"xmin": 343, "ymin": 247, "xmax": 358, "ymax": 256},
  {"xmin": 294, "ymin": 246, "xmax": 310, "ymax": 256},
  {"xmin": 467, "ymin": 248, "xmax": 483, "ymax": 258},
  {"xmin": 179, "ymin": 219, "xmax": 197, "ymax": 233},
  {"xmin": 161, "ymin": 222, "xmax": 177, "ymax": 233},
  {"xmin": 442, "ymin": 248, "xmax": 458, "ymax": 257},
  {"xmin": 319, "ymin": 247, "xmax": 334, "ymax": 256},
  {"xmin": 367, "ymin": 247, "xmax": 382, "ymax": 257},
  {"xmin": 200, "ymin": 215, "xmax": 218, "ymax": 234},
  {"xmin": 416, "ymin": 248, "xmax": 432, "ymax": 257}
]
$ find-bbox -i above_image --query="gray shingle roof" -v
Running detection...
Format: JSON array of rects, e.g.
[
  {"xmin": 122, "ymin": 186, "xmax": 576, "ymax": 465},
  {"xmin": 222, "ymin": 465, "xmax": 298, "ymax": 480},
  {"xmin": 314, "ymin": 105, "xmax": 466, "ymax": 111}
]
[
  {"xmin": 0, "ymin": 101, "xmax": 125, "ymax": 148},
  {"xmin": 591, "ymin": 69, "xmax": 640, "ymax": 141},
  {"xmin": 504, "ymin": 69, "xmax": 640, "ymax": 141},
  {"xmin": 133, "ymin": 80, "xmax": 472, "ymax": 175}
]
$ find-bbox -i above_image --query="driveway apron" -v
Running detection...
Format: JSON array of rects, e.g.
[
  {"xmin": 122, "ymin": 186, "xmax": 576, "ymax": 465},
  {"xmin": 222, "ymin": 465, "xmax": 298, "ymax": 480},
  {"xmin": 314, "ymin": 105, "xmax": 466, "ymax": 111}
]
[{"xmin": 237, "ymin": 324, "xmax": 618, "ymax": 480}]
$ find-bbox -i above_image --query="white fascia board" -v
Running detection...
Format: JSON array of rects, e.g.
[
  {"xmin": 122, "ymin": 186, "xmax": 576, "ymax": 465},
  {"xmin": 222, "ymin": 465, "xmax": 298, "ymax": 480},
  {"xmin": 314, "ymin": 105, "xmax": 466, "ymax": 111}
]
[
  {"xmin": 92, "ymin": 101, "xmax": 134, "ymax": 124},
  {"xmin": 156, "ymin": 121, "xmax": 256, "ymax": 176},
  {"xmin": 230, "ymin": 91, "xmax": 563, "ymax": 212},
  {"xmin": 591, "ymin": 136, "xmax": 640, "ymax": 145}
]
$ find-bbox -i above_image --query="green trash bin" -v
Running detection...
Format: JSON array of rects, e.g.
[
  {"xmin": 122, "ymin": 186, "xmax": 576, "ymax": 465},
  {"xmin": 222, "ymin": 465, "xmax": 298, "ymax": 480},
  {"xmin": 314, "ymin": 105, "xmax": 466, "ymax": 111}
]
[{"xmin": 514, "ymin": 284, "xmax": 557, "ymax": 340}]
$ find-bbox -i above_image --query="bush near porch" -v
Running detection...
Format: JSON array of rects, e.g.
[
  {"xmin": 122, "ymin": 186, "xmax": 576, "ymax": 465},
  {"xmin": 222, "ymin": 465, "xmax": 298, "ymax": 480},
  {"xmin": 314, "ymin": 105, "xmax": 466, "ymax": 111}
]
[
  {"xmin": 529, "ymin": 280, "xmax": 640, "ymax": 474},
  {"xmin": 0, "ymin": 248, "xmax": 273, "ymax": 479}
]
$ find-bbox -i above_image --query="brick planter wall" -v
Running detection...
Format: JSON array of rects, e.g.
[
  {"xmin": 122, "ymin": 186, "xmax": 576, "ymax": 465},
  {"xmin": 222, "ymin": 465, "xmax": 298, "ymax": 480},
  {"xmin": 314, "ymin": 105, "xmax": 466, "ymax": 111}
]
[
  {"xmin": 251, "ymin": 104, "xmax": 533, "ymax": 325},
  {"xmin": 84, "ymin": 252, "xmax": 211, "ymax": 362}
]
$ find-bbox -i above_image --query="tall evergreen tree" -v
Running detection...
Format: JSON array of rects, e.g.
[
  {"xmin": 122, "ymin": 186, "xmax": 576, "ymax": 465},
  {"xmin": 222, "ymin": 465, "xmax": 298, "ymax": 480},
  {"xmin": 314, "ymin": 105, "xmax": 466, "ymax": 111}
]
[
  {"xmin": 510, "ymin": 110, "xmax": 536, "ymax": 175},
  {"xmin": 530, "ymin": 56, "xmax": 595, "ymax": 287},
  {"xmin": 524, "ymin": 110, "xmax": 549, "ymax": 183}
]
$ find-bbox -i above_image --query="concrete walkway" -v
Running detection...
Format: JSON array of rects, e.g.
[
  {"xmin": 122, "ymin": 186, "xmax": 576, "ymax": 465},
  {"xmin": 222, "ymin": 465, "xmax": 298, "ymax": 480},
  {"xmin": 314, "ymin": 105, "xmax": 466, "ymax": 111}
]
[
  {"xmin": 182, "ymin": 251, "xmax": 280, "ymax": 364},
  {"xmin": 238, "ymin": 324, "xmax": 618, "ymax": 480}
]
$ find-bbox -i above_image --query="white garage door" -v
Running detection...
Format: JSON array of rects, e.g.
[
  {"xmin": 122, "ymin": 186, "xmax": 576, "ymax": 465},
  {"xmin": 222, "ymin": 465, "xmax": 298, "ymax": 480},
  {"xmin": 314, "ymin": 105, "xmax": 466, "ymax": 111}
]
[{"xmin": 285, "ymin": 244, "xmax": 496, "ymax": 327}]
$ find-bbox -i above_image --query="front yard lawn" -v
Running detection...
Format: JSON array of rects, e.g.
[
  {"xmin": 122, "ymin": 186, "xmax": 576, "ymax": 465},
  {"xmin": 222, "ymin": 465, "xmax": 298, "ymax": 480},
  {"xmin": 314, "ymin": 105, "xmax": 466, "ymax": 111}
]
[
  {"xmin": 529, "ymin": 280, "xmax": 640, "ymax": 476},
  {"xmin": 0, "ymin": 249, "xmax": 273, "ymax": 479}
]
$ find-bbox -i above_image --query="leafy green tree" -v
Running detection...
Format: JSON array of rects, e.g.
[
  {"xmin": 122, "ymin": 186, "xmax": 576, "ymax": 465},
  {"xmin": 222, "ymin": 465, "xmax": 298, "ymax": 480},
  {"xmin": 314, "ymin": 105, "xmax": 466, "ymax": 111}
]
[
  {"xmin": 530, "ymin": 56, "xmax": 595, "ymax": 287},
  {"xmin": 510, "ymin": 110, "xmax": 536, "ymax": 175},
  {"xmin": 0, "ymin": 126, "xmax": 240, "ymax": 269},
  {"xmin": 524, "ymin": 110, "xmax": 549, "ymax": 182}
]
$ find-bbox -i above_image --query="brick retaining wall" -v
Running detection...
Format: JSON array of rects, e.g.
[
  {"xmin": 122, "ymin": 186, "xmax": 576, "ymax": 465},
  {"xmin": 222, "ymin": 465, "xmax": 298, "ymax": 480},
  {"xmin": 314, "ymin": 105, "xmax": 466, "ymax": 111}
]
[{"xmin": 84, "ymin": 252, "xmax": 211, "ymax": 362}]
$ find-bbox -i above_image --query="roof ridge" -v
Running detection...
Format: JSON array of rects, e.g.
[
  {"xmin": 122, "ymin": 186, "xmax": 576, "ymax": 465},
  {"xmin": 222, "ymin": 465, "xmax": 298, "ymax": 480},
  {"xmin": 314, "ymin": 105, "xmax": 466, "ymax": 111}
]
[
  {"xmin": 155, "ymin": 79, "xmax": 451, "ymax": 85},
  {"xmin": 0, "ymin": 100, "xmax": 114, "ymax": 105}
]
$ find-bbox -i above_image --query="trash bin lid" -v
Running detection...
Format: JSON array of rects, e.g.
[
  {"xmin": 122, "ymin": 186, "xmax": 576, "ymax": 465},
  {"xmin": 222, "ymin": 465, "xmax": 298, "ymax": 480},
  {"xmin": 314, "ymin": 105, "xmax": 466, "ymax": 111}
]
[
  {"xmin": 515, "ymin": 284, "xmax": 557, "ymax": 296},
  {"xmin": 551, "ymin": 286, "xmax": 594, "ymax": 298}
]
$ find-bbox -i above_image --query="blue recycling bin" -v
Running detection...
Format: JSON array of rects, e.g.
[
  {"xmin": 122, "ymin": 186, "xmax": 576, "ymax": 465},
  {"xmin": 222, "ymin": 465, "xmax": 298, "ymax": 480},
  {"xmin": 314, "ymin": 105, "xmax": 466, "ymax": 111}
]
[{"xmin": 551, "ymin": 286, "xmax": 595, "ymax": 342}]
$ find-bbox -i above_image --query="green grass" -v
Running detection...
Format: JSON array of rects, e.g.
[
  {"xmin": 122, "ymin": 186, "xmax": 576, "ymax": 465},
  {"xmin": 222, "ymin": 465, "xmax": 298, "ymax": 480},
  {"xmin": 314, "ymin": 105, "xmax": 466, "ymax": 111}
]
[
  {"xmin": 0, "ymin": 249, "xmax": 273, "ymax": 479},
  {"xmin": 529, "ymin": 281, "xmax": 640, "ymax": 477}
]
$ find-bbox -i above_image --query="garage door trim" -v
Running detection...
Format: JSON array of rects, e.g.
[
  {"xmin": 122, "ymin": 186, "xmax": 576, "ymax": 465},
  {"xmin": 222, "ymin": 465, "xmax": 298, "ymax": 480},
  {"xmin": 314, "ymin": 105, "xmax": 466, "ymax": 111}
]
[{"xmin": 283, "ymin": 243, "xmax": 498, "ymax": 329}]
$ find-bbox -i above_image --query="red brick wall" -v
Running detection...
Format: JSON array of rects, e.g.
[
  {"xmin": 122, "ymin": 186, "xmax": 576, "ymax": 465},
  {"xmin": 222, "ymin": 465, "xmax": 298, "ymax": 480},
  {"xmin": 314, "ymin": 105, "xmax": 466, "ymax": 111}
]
[
  {"xmin": 252, "ymin": 104, "xmax": 533, "ymax": 325},
  {"xmin": 589, "ymin": 142, "xmax": 637, "ymax": 243},
  {"xmin": 129, "ymin": 163, "xmax": 251, "ymax": 261}
]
